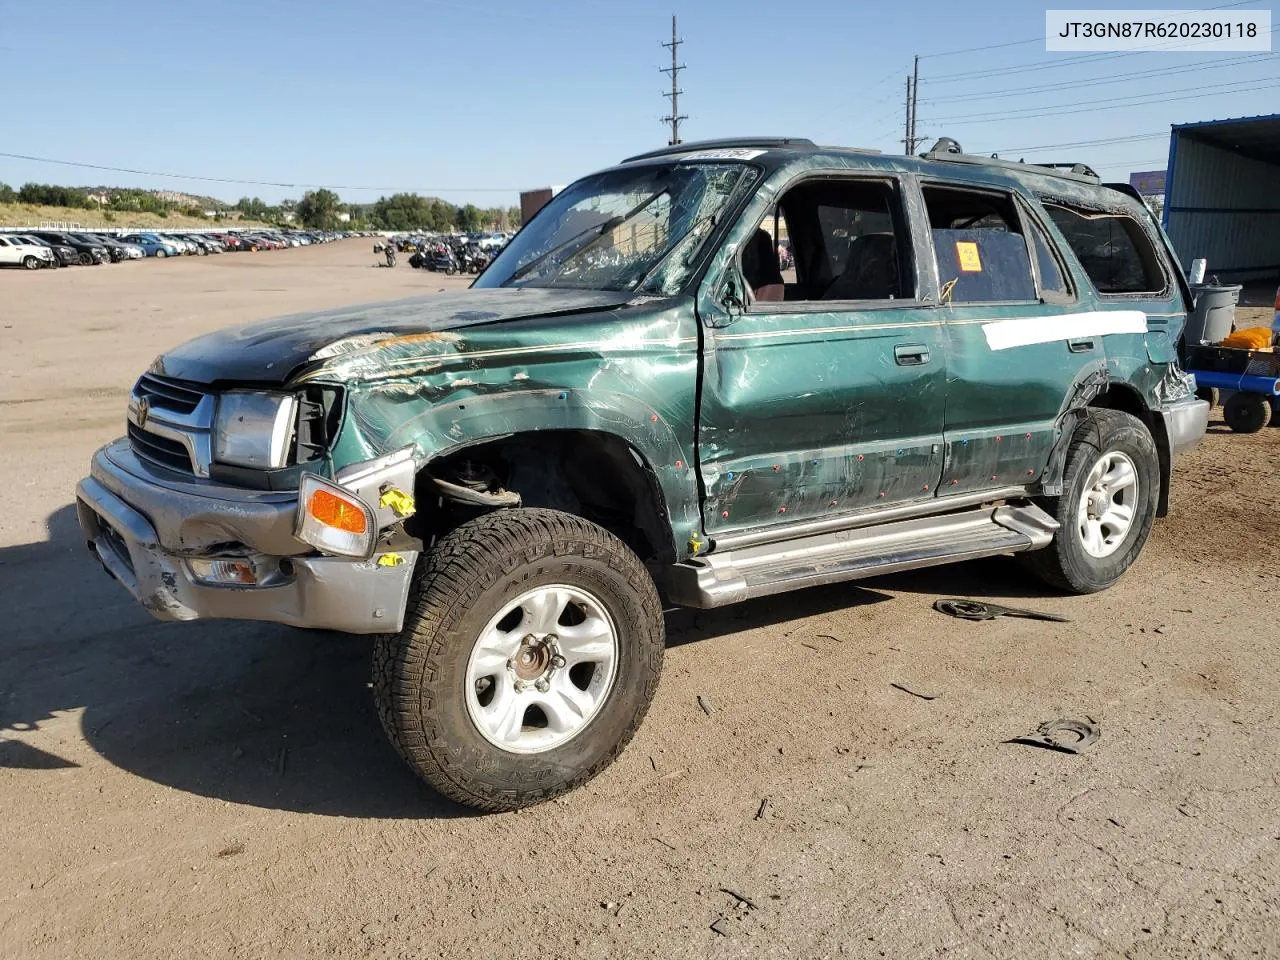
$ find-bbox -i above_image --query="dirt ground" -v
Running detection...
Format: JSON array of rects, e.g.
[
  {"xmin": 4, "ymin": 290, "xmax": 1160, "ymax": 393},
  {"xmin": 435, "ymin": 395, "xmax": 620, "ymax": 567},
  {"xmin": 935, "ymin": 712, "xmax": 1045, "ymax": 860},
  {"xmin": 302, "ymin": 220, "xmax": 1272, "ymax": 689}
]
[{"xmin": 2, "ymin": 240, "xmax": 1278, "ymax": 960}]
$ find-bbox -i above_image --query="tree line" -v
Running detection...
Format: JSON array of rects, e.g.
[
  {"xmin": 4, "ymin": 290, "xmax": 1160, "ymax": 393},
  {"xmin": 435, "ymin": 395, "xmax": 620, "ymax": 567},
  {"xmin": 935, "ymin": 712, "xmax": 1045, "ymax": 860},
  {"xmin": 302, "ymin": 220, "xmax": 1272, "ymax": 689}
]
[{"xmin": 1, "ymin": 182, "xmax": 520, "ymax": 232}]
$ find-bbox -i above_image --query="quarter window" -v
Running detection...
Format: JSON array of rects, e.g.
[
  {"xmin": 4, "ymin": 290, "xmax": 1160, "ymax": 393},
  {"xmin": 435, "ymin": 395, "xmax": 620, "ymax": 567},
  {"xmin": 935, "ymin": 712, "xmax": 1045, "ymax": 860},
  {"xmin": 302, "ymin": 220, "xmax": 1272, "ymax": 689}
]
[
  {"xmin": 1024, "ymin": 213, "xmax": 1071, "ymax": 300},
  {"xmin": 1041, "ymin": 203, "xmax": 1166, "ymax": 295}
]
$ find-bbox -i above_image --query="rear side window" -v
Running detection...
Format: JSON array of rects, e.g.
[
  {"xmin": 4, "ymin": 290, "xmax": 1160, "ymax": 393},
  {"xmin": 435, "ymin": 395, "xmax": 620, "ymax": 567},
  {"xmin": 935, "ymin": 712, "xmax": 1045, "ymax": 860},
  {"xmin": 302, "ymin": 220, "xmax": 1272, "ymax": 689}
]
[{"xmin": 1042, "ymin": 204, "xmax": 1166, "ymax": 295}]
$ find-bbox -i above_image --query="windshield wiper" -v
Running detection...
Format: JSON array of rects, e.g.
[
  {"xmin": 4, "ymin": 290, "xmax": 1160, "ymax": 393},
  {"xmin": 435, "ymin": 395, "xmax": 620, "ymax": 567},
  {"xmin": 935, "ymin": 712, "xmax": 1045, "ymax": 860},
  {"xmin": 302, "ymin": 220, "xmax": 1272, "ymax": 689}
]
[
  {"xmin": 502, "ymin": 186, "xmax": 670, "ymax": 286},
  {"xmin": 503, "ymin": 215, "xmax": 625, "ymax": 285}
]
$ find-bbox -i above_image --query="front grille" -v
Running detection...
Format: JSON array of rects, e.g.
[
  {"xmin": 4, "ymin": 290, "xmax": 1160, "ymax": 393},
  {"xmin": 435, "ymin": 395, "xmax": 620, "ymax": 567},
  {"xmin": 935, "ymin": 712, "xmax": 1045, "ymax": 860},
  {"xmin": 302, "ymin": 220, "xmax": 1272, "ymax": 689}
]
[
  {"xmin": 128, "ymin": 421, "xmax": 194, "ymax": 473},
  {"xmin": 136, "ymin": 373, "xmax": 204, "ymax": 414}
]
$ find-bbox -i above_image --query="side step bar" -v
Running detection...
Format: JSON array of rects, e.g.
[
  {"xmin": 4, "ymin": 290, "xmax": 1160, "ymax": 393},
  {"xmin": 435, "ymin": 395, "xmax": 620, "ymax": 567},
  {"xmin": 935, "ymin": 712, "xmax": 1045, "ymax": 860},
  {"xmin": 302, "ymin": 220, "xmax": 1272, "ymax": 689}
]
[{"xmin": 666, "ymin": 503, "xmax": 1058, "ymax": 609}]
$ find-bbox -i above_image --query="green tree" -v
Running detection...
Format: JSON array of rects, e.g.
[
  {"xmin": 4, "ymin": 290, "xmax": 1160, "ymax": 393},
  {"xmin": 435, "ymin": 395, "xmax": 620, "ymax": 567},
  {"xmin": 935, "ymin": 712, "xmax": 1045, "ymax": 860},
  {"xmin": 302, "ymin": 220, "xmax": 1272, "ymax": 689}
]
[
  {"xmin": 0, "ymin": 182, "xmax": 15, "ymax": 203},
  {"xmin": 457, "ymin": 203, "xmax": 484, "ymax": 232},
  {"xmin": 296, "ymin": 188, "xmax": 344, "ymax": 229}
]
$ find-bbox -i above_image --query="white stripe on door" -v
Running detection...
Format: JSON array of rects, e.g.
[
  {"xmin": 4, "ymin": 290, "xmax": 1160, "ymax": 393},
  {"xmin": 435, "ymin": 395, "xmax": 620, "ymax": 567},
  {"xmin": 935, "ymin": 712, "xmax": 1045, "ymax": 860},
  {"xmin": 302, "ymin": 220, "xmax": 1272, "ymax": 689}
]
[{"xmin": 981, "ymin": 311, "xmax": 1148, "ymax": 351}]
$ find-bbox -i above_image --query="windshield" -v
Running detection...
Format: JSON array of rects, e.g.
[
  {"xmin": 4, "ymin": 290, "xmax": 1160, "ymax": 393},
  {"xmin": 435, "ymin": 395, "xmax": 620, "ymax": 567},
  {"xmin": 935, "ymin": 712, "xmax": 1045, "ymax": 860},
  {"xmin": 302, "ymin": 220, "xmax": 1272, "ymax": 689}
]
[{"xmin": 476, "ymin": 162, "xmax": 755, "ymax": 293}]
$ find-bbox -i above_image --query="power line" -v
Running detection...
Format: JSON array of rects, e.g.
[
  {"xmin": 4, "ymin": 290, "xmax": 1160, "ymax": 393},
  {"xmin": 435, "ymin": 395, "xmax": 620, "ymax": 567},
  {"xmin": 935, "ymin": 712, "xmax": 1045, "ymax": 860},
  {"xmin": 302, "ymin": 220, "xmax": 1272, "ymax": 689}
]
[
  {"xmin": 0, "ymin": 151, "xmax": 520, "ymax": 194},
  {"xmin": 926, "ymin": 76, "xmax": 1280, "ymax": 125},
  {"xmin": 921, "ymin": 53, "xmax": 1274, "ymax": 104},
  {"xmin": 659, "ymin": 15, "xmax": 687, "ymax": 146},
  {"xmin": 982, "ymin": 132, "xmax": 1169, "ymax": 153}
]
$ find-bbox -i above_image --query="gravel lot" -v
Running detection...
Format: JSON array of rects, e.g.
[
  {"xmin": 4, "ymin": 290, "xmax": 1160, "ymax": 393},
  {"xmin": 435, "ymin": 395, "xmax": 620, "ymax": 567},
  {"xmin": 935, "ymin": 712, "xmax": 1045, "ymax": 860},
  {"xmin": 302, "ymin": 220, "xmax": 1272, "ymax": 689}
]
[{"xmin": 2, "ymin": 239, "xmax": 1278, "ymax": 959}]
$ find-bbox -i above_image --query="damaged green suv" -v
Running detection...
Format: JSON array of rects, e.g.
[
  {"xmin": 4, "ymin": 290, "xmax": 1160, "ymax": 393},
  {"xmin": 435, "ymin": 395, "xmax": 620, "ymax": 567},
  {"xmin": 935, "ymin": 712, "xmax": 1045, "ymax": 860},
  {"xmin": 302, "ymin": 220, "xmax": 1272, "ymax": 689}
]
[{"xmin": 77, "ymin": 138, "xmax": 1208, "ymax": 811}]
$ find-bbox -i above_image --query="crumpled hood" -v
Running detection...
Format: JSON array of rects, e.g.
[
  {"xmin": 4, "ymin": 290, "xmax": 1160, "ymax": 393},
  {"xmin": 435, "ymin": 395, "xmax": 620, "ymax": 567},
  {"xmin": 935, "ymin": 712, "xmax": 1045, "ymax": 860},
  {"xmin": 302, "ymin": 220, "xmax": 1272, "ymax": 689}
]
[{"xmin": 150, "ymin": 287, "xmax": 634, "ymax": 384}]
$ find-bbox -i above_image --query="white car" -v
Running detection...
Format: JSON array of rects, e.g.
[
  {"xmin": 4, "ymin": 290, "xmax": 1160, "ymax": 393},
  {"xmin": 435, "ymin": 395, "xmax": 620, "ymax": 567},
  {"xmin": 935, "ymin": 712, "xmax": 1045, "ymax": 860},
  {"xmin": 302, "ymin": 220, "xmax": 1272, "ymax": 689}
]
[{"xmin": 0, "ymin": 235, "xmax": 55, "ymax": 269}]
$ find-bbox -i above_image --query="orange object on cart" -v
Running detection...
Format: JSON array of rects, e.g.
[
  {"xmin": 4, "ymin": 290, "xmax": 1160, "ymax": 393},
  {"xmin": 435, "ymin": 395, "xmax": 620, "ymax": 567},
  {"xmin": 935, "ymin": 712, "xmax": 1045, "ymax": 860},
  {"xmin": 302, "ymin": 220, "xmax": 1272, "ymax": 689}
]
[{"xmin": 1219, "ymin": 327, "xmax": 1274, "ymax": 350}]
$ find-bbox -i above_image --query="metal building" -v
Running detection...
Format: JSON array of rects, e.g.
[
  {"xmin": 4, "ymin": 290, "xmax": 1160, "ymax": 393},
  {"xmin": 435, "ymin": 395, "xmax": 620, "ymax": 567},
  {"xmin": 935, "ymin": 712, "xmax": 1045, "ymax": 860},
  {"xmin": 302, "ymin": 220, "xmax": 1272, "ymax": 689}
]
[{"xmin": 1163, "ymin": 113, "xmax": 1280, "ymax": 283}]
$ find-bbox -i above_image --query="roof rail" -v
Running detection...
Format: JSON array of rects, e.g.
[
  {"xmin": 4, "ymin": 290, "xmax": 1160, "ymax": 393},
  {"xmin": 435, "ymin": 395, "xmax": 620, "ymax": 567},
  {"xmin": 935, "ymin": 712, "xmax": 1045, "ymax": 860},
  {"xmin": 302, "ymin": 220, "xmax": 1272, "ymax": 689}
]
[
  {"xmin": 622, "ymin": 137, "xmax": 815, "ymax": 164},
  {"xmin": 920, "ymin": 138, "xmax": 1101, "ymax": 185}
]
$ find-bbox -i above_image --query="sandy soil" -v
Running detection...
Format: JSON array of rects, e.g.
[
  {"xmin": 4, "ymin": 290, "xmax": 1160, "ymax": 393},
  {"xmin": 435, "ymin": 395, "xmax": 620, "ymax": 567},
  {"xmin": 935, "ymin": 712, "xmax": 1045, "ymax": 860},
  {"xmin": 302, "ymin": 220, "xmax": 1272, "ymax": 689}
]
[{"xmin": 2, "ymin": 240, "xmax": 1278, "ymax": 959}]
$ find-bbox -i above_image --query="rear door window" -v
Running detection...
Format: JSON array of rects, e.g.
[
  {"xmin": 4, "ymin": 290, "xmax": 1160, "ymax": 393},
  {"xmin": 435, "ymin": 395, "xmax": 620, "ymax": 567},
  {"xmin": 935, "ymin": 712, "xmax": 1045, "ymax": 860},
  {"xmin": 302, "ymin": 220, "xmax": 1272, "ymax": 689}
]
[
  {"xmin": 1041, "ymin": 203, "xmax": 1167, "ymax": 295},
  {"xmin": 922, "ymin": 184, "xmax": 1036, "ymax": 304}
]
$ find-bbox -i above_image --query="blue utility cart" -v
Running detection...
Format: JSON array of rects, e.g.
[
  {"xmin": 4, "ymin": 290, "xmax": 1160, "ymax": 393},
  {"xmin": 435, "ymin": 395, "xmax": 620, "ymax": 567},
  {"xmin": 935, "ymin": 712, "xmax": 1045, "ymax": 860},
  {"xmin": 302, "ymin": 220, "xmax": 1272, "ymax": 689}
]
[{"xmin": 1186, "ymin": 344, "xmax": 1280, "ymax": 433}]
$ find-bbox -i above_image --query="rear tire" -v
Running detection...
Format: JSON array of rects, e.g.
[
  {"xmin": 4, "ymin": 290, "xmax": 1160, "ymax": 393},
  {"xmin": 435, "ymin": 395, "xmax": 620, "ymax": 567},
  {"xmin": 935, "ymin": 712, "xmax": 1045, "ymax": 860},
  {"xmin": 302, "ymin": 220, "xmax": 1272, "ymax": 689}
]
[
  {"xmin": 373, "ymin": 508, "xmax": 664, "ymax": 812},
  {"xmin": 1223, "ymin": 392, "xmax": 1271, "ymax": 433},
  {"xmin": 1019, "ymin": 409, "xmax": 1158, "ymax": 594}
]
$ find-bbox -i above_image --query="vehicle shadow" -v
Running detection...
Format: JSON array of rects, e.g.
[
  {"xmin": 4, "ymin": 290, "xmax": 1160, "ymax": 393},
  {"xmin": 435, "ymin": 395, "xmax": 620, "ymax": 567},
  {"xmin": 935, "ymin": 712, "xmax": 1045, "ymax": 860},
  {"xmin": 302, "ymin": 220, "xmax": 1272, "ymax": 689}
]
[
  {"xmin": 0, "ymin": 504, "xmax": 467, "ymax": 819},
  {"xmin": 1, "ymin": 505, "xmax": 1064, "ymax": 818}
]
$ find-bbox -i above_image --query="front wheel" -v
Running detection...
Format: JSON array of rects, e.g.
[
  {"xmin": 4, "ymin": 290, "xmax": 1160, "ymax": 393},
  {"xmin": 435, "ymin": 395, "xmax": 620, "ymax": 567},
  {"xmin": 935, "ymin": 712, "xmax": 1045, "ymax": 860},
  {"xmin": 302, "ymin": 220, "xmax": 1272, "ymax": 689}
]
[
  {"xmin": 373, "ymin": 509, "xmax": 664, "ymax": 812},
  {"xmin": 1019, "ymin": 409, "xmax": 1158, "ymax": 594},
  {"xmin": 155, "ymin": 249, "xmax": 167, "ymax": 258},
  {"xmin": 22, "ymin": 255, "xmax": 40, "ymax": 270}
]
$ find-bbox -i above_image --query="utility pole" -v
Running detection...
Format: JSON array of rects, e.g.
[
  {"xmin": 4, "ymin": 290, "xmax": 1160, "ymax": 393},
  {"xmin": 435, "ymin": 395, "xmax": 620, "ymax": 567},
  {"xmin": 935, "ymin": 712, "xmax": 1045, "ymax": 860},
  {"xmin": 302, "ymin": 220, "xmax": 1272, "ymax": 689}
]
[
  {"xmin": 660, "ymin": 15, "xmax": 686, "ymax": 146},
  {"xmin": 909, "ymin": 55, "xmax": 920, "ymax": 153},
  {"xmin": 902, "ymin": 55, "xmax": 923, "ymax": 154},
  {"xmin": 903, "ymin": 73, "xmax": 913, "ymax": 155}
]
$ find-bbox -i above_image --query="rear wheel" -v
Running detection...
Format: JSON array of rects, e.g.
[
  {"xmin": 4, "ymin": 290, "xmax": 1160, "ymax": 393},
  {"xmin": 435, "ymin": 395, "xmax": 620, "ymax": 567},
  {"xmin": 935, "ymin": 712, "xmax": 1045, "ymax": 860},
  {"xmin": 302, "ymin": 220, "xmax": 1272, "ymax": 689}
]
[
  {"xmin": 1019, "ymin": 409, "xmax": 1158, "ymax": 594},
  {"xmin": 373, "ymin": 508, "xmax": 664, "ymax": 812},
  {"xmin": 1223, "ymin": 392, "xmax": 1271, "ymax": 433}
]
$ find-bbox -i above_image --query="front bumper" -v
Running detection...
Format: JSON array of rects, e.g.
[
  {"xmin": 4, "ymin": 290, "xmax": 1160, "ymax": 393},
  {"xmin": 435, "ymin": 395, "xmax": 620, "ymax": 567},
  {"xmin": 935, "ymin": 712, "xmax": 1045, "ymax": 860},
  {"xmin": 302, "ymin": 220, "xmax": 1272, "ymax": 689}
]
[{"xmin": 75, "ymin": 440, "xmax": 417, "ymax": 634}]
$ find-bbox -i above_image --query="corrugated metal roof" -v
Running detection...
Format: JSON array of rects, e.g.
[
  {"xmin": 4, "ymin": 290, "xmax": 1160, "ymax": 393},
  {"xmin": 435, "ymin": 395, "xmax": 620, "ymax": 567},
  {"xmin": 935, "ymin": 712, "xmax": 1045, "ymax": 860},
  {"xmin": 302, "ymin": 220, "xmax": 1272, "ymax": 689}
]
[{"xmin": 1171, "ymin": 113, "xmax": 1280, "ymax": 165}]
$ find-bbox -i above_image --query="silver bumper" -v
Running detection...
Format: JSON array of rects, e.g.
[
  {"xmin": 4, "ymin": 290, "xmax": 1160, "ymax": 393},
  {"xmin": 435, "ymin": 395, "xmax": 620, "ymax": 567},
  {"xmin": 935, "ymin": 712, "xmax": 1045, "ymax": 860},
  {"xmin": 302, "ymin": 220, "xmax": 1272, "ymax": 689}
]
[
  {"xmin": 1159, "ymin": 397, "xmax": 1210, "ymax": 459},
  {"xmin": 75, "ymin": 440, "xmax": 416, "ymax": 634}
]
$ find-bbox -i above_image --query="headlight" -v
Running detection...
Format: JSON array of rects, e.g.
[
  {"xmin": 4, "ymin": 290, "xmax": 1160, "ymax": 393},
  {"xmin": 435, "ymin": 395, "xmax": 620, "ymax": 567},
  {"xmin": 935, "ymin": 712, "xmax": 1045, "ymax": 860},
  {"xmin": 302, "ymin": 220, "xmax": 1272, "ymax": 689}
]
[{"xmin": 214, "ymin": 391, "xmax": 298, "ymax": 469}]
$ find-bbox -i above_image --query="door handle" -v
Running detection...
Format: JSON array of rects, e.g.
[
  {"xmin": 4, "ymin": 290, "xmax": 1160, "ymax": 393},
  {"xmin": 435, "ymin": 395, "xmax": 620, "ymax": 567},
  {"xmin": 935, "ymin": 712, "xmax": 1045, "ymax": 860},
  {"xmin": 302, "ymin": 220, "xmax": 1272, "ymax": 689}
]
[
  {"xmin": 894, "ymin": 343, "xmax": 931, "ymax": 366},
  {"xmin": 1068, "ymin": 339, "xmax": 1095, "ymax": 353}
]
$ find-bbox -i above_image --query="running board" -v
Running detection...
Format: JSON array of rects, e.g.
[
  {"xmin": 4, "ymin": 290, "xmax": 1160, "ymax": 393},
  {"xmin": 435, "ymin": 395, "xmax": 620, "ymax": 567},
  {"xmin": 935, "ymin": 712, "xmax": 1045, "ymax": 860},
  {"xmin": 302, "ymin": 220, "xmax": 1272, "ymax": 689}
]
[{"xmin": 666, "ymin": 504, "xmax": 1058, "ymax": 609}]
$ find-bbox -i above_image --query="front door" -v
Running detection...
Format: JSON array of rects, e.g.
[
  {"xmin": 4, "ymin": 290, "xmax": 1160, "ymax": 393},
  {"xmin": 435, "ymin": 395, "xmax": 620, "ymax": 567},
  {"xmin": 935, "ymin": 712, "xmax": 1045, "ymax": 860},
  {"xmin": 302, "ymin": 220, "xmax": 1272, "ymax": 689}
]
[{"xmin": 696, "ymin": 173, "xmax": 946, "ymax": 540}]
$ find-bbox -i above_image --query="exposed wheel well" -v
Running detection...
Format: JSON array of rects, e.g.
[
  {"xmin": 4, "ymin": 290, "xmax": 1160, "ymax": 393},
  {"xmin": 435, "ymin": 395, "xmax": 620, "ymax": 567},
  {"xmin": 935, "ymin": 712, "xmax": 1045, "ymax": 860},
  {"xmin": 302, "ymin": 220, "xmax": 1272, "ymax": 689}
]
[
  {"xmin": 1088, "ymin": 385, "xmax": 1170, "ymax": 517},
  {"xmin": 409, "ymin": 431, "xmax": 674, "ymax": 567}
]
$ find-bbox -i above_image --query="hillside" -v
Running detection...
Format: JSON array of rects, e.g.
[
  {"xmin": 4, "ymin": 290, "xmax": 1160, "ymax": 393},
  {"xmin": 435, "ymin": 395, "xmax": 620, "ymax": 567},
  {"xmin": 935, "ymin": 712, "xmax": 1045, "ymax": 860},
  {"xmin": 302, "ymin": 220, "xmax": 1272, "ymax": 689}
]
[{"xmin": 0, "ymin": 202, "xmax": 271, "ymax": 230}]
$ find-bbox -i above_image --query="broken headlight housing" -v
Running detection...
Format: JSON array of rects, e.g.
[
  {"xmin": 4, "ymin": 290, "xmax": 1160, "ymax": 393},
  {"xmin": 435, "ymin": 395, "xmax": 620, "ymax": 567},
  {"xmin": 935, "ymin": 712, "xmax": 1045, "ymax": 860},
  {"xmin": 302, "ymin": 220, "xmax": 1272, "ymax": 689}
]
[{"xmin": 213, "ymin": 391, "xmax": 299, "ymax": 469}]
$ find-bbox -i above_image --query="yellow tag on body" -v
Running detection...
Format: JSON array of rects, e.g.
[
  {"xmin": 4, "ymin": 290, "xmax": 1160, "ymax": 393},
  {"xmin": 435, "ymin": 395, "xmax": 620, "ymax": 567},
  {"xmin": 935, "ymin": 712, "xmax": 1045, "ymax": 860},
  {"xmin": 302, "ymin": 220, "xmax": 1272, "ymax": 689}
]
[
  {"xmin": 378, "ymin": 488, "xmax": 416, "ymax": 518},
  {"xmin": 377, "ymin": 553, "xmax": 405, "ymax": 567},
  {"xmin": 956, "ymin": 241, "xmax": 982, "ymax": 272}
]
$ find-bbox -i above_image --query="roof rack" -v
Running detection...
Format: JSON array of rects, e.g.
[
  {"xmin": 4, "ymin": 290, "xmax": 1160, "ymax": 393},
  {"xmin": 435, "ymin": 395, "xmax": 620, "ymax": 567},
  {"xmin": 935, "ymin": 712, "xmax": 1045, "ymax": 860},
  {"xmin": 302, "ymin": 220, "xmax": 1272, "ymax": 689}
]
[
  {"xmin": 622, "ymin": 137, "xmax": 815, "ymax": 164},
  {"xmin": 921, "ymin": 138, "xmax": 1100, "ymax": 185}
]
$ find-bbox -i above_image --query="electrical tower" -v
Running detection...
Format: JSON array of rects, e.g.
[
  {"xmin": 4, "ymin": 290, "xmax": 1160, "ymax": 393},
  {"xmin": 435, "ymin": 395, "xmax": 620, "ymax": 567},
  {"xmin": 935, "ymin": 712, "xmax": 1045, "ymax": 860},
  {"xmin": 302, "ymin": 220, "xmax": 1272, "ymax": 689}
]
[{"xmin": 660, "ymin": 15, "xmax": 686, "ymax": 146}]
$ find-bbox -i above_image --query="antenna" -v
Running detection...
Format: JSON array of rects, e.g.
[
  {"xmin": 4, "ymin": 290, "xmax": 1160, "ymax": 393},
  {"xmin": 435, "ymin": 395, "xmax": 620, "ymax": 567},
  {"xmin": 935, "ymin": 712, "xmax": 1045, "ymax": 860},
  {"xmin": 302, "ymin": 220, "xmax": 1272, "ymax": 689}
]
[{"xmin": 660, "ymin": 15, "xmax": 687, "ymax": 146}]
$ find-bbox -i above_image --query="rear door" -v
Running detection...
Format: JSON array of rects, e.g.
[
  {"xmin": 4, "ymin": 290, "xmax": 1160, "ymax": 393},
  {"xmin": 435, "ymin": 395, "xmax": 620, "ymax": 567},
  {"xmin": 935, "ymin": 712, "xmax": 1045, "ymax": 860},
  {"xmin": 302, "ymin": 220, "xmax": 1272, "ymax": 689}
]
[{"xmin": 921, "ymin": 178, "xmax": 1115, "ymax": 494}]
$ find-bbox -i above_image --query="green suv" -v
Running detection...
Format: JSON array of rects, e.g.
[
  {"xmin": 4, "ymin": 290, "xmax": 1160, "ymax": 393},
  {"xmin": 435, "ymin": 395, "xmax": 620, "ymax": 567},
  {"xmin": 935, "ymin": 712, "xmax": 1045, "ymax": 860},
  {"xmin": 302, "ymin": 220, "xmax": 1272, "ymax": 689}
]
[{"xmin": 77, "ymin": 138, "xmax": 1208, "ymax": 811}]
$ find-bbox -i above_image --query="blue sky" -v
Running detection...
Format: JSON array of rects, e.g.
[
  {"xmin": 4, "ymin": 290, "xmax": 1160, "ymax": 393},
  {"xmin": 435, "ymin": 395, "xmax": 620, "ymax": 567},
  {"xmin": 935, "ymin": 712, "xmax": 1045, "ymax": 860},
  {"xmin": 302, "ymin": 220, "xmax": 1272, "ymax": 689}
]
[{"xmin": 0, "ymin": 0, "xmax": 1275, "ymax": 205}]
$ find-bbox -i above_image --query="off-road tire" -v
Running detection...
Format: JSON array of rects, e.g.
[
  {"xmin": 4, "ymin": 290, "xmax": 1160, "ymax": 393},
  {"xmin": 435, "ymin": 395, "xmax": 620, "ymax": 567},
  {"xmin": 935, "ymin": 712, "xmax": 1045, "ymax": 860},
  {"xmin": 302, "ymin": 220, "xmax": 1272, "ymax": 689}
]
[
  {"xmin": 373, "ymin": 508, "xmax": 664, "ymax": 812},
  {"xmin": 1223, "ymin": 392, "xmax": 1271, "ymax": 433},
  {"xmin": 1019, "ymin": 409, "xmax": 1158, "ymax": 594}
]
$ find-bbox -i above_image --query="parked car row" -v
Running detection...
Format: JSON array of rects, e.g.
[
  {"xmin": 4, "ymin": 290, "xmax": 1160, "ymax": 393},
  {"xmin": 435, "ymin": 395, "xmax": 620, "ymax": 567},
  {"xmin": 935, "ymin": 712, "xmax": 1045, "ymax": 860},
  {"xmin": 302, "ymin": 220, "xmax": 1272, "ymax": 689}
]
[{"xmin": 0, "ymin": 229, "xmax": 345, "ymax": 269}]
